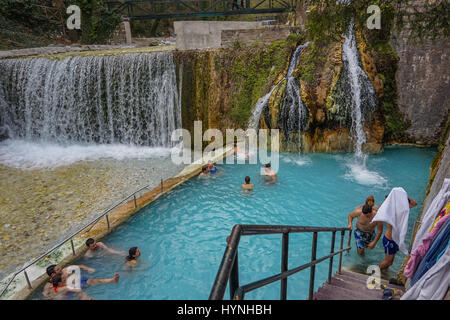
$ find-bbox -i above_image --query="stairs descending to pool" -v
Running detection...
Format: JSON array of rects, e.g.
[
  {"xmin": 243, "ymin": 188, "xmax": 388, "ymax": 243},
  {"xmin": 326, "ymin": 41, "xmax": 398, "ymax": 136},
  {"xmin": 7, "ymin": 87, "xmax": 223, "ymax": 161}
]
[{"xmin": 313, "ymin": 270, "xmax": 406, "ymax": 300}]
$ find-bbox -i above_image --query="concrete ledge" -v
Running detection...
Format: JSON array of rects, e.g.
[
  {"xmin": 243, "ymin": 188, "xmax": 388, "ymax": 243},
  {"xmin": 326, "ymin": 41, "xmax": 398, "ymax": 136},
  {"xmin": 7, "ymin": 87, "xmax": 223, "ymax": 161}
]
[{"xmin": 1, "ymin": 145, "xmax": 233, "ymax": 300}]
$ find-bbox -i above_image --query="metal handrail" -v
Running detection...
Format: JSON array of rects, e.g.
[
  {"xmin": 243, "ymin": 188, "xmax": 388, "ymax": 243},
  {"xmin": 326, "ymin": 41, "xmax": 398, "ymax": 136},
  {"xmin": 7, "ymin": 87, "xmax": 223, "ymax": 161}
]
[
  {"xmin": 209, "ymin": 224, "xmax": 352, "ymax": 300},
  {"xmin": 0, "ymin": 179, "xmax": 166, "ymax": 298}
]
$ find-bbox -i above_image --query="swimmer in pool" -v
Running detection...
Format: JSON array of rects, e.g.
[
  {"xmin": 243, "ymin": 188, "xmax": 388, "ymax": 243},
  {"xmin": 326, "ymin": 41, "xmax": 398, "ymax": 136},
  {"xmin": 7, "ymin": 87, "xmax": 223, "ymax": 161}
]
[
  {"xmin": 125, "ymin": 247, "xmax": 141, "ymax": 267},
  {"xmin": 241, "ymin": 176, "xmax": 254, "ymax": 190},
  {"xmin": 43, "ymin": 264, "xmax": 119, "ymax": 299},
  {"xmin": 262, "ymin": 163, "xmax": 277, "ymax": 184},
  {"xmin": 207, "ymin": 161, "xmax": 217, "ymax": 174},
  {"xmin": 84, "ymin": 238, "xmax": 126, "ymax": 257},
  {"xmin": 48, "ymin": 273, "xmax": 92, "ymax": 300},
  {"xmin": 199, "ymin": 165, "xmax": 209, "ymax": 178}
]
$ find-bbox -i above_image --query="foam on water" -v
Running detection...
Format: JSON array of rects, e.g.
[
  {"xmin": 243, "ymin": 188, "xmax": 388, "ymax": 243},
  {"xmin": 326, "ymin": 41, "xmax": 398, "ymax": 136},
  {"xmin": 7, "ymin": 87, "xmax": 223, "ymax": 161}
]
[
  {"xmin": 343, "ymin": 158, "xmax": 388, "ymax": 187},
  {"xmin": 0, "ymin": 139, "xmax": 175, "ymax": 170}
]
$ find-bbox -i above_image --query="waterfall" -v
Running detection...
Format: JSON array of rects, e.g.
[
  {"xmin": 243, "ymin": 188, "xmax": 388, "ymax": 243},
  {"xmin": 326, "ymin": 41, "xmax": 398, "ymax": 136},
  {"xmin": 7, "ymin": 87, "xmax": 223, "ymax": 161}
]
[
  {"xmin": 0, "ymin": 52, "xmax": 181, "ymax": 147},
  {"xmin": 247, "ymin": 43, "xmax": 309, "ymax": 151},
  {"xmin": 341, "ymin": 23, "xmax": 377, "ymax": 157}
]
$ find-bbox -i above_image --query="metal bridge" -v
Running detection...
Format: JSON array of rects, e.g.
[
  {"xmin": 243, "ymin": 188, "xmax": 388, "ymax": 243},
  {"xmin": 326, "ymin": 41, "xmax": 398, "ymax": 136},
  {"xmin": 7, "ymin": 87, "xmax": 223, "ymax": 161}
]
[{"xmin": 105, "ymin": 0, "xmax": 295, "ymax": 20}]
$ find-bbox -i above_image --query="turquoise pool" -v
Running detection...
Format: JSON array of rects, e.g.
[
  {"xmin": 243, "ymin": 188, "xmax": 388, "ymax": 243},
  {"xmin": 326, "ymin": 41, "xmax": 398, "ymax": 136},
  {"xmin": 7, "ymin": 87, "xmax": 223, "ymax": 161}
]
[{"xmin": 32, "ymin": 146, "xmax": 435, "ymax": 300}]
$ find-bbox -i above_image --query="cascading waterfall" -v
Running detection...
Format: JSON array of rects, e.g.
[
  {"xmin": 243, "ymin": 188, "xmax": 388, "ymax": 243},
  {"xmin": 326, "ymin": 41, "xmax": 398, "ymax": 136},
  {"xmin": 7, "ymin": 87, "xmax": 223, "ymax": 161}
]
[
  {"xmin": 0, "ymin": 52, "xmax": 181, "ymax": 147},
  {"xmin": 247, "ymin": 43, "xmax": 309, "ymax": 143},
  {"xmin": 339, "ymin": 22, "xmax": 384, "ymax": 186},
  {"xmin": 341, "ymin": 23, "xmax": 377, "ymax": 158}
]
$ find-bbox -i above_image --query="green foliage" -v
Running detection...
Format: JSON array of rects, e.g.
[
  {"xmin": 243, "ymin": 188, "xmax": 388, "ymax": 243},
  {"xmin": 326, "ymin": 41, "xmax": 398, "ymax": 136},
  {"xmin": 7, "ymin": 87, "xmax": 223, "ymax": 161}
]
[
  {"xmin": 297, "ymin": 0, "xmax": 448, "ymax": 44},
  {"xmin": 69, "ymin": 0, "xmax": 121, "ymax": 44},
  {"xmin": 230, "ymin": 41, "xmax": 290, "ymax": 126},
  {"xmin": 296, "ymin": 41, "xmax": 326, "ymax": 85}
]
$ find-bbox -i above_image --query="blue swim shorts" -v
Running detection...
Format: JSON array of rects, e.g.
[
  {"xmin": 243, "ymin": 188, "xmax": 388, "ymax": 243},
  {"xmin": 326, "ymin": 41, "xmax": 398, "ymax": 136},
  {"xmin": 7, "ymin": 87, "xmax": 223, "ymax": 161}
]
[
  {"xmin": 354, "ymin": 228, "xmax": 375, "ymax": 250},
  {"xmin": 383, "ymin": 236, "xmax": 399, "ymax": 255}
]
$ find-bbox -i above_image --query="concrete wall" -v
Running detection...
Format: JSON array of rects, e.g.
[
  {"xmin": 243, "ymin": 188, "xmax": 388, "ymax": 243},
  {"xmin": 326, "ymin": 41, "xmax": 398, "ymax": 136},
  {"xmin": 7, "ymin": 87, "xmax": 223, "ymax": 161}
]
[
  {"xmin": 221, "ymin": 26, "xmax": 292, "ymax": 47},
  {"xmin": 174, "ymin": 21, "xmax": 271, "ymax": 50}
]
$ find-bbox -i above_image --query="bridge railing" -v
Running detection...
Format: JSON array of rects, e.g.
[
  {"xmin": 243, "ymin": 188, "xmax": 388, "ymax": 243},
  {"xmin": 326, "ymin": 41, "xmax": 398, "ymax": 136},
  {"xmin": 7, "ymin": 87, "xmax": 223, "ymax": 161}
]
[
  {"xmin": 105, "ymin": 0, "xmax": 295, "ymax": 20},
  {"xmin": 209, "ymin": 224, "xmax": 352, "ymax": 300}
]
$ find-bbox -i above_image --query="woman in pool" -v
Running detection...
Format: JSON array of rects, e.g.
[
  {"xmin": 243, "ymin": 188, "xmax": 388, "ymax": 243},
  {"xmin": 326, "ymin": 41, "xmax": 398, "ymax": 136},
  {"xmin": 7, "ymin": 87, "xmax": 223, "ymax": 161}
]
[{"xmin": 125, "ymin": 247, "xmax": 141, "ymax": 266}]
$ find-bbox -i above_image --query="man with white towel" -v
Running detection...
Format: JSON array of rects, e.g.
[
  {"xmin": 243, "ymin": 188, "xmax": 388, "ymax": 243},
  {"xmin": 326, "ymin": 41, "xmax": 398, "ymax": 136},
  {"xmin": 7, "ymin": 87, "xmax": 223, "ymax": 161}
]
[{"xmin": 372, "ymin": 187, "xmax": 418, "ymax": 270}]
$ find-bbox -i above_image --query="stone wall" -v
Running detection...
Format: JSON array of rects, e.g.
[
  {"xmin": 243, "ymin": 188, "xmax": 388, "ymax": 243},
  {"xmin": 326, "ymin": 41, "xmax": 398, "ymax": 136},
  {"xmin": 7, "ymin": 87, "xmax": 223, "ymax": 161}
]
[
  {"xmin": 389, "ymin": 0, "xmax": 450, "ymax": 144},
  {"xmin": 390, "ymin": 35, "xmax": 450, "ymax": 144}
]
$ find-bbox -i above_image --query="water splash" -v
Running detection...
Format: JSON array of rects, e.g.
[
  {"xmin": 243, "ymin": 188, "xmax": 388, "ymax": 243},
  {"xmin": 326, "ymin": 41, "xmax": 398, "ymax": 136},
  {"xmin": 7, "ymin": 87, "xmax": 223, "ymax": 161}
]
[{"xmin": 0, "ymin": 52, "xmax": 181, "ymax": 147}]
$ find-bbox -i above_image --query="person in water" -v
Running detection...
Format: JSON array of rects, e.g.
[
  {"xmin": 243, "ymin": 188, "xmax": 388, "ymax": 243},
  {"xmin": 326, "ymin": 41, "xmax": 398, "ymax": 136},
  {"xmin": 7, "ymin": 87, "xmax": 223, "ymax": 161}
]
[
  {"xmin": 379, "ymin": 196, "xmax": 418, "ymax": 270},
  {"xmin": 84, "ymin": 238, "xmax": 126, "ymax": 257},
  {"xmin": 125, "ymin": 247, "xmax": 141, "ymax": 266},
  {"xmin": 347, "ymin": 203, "xmax": 383, "ymax": 256},
  {"xmin": 207, "ymin": 161, "xmax": 217, "ymax": 174},
  {"xmin": 262, "ymin": 163, "xmax": 277, "ymax": 184},
  {"xmin": 48, "ymin": 273, "xmax": 92, "ymax": 300},
  {"xmin": 242, "ymin": 176, "xmax": 254, "ymax": 190},
  {"xmin": 199, "ymin": 165, "xmax": 209, "ymax": 177},
  {"xmin": 43, "ymin": 264, "xmax": 119, "ymax": 299}
]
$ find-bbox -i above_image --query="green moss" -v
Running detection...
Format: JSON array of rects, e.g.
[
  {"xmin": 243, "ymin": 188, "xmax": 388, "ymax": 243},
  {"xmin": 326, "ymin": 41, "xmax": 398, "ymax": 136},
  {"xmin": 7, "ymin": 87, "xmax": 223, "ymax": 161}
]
[{"xmin": 229, "ymin": 41, "xmax": 290, "ymax": 127}]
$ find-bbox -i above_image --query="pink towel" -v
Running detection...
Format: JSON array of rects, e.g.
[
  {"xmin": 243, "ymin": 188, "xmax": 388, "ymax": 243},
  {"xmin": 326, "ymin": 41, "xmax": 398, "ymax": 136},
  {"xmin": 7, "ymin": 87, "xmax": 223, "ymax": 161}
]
[{"xmin": 404, "ymin": 213, "xmax": 450, "ymax": 278}]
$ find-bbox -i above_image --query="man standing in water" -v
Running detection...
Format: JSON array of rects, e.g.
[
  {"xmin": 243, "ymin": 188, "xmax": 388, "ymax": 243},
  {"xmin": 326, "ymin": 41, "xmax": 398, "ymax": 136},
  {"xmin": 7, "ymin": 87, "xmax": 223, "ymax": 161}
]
[
  {"xmin": 378, "ymin": 196, "xmax": 418, "ymax": 270},
  {"xmin": 262, "ymin": 163, "xmax": 277, "ymax": 184},
  {"xmin": 347, "ymin": 197, "xmax": 383, "ymax": 256}
]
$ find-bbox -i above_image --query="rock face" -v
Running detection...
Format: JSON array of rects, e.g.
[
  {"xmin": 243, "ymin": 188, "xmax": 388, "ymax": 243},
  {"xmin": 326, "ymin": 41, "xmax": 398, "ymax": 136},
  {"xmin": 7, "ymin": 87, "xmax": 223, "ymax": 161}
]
[{"xmin": 390, "ymin": 4, "xmax": 450, "ymax": 144}]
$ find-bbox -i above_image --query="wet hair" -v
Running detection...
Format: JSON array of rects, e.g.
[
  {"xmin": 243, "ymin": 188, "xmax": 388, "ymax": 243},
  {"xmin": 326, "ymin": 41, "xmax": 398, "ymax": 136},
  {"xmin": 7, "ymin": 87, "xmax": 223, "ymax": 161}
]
[
  {"xmin": 264, "ymin": 163, "xmax": 271, "ymax": 168},
  {"xmin": 362, "ymin": 204, "xmax": 372, "ymax": 214},
  {"xmin": 86, "ymin": 238, "xmax": 95, "ymax": 247},
  {"xmin": 52, "ymin": 273, "xmax": 63, "ymax": 287},
  {"xmin": 201, "ymin": 166, "xmax": 208, "ymax": 172},
  {"xmin": 126, "ymin": 247, "xmax": 138, "ymax": 261},
  {"xmin": 365, "ymin": 195, "xmax": 375, "ymax": 205},
  {"xmin": 245, "ymin": 176, "xmax": 251, "ymax": 184},
  {"xmin": 46, "ymin": 265, "xmax": 57, "ymax": 277}
]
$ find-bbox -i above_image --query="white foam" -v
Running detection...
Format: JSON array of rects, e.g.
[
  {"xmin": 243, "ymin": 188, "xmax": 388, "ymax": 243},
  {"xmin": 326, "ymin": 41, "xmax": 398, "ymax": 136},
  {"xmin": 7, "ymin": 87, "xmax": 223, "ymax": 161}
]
[
  {"xmin": 0, "ymin": 139, "xmax": 174, "ymax": 170},
  {"xmin": 282, "ymin": 156, "xmax": 312, "ymax": 166},
  {"xmin": 344, "ymin": 159, "xmax": 388, "ymax": 186}
]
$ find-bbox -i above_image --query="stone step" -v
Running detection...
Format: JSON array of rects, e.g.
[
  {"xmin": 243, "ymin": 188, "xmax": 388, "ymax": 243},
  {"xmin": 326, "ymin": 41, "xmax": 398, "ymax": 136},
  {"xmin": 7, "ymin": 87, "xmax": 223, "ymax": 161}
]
[{"xmin": 314, "ymin": 270, "xmax": 405, "ymax": 300}]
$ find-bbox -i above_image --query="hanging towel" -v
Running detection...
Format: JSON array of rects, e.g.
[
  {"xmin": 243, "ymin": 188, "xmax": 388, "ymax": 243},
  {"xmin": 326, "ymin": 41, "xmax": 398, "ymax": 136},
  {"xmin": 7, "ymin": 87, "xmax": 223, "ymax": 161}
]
[
  {"xmin": 401, "ymin": 246, "xmax": 450, "ymax": 300},
  {"xmin": 412, "ymin": 179, "xmax": 450, "ymax": 252},
  {"xmin": 372, "ymin": 187, "xmax": 410, "ymax": 254},
  {"xmin": 404, "ymin": 213, "xmax": 450, "ymax": 278},
  {"xmin": 410, "ymin": 218, "xmax": 450, "ymax": 286}
]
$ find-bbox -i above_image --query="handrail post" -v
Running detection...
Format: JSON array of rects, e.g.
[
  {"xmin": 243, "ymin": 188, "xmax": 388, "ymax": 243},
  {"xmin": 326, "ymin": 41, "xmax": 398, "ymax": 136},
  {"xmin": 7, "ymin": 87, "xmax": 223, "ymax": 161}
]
[
  {"xmin": 229, "ymin": 249, "xmax": 239, "ymax": 300},
  {"xmin": 338, "ymin": 230, "xmax": 345, "ymax": 273},
  {"xmin": 280, "ymin": 232, "xmax": 289, "ymax": 300},
  {"xmin": 308, "ymin": 232, "xmax": 318, "ymax": 300},
  {"xmin": 24, "ymin": 271, "xmax": 32, "ymax": 290},
  {"xmin": 347, "ymin": 228, "xmax": 352, "ymax": 255},
  {"xmin": 70, "ymin": 238, "xmax": 76, "ymax": 256},
  {"xmin": 133, "ymin": 194, "xmax": 137, "ymax": 208},
  {"xmin": 328, "ymin": 231, "xmax": 336, "ymax": 283},
  {"xmin": 161, "ymin": 179, "xmax": 163, "ymax": 193},
  {"xmin": 106, "ymin": 214, "xmax": 110, "ymax": 229}
]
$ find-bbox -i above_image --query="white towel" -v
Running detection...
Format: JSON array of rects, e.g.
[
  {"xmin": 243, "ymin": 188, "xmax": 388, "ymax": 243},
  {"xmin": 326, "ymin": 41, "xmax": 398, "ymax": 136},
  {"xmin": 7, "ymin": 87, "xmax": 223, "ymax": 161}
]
[
  {"xmin": 372, "ymin": 187, "xmax": 410, "ymax": 254},
  {"xmin": 412, "ymin": 178, "xmax": 450, "ymax": 252}
]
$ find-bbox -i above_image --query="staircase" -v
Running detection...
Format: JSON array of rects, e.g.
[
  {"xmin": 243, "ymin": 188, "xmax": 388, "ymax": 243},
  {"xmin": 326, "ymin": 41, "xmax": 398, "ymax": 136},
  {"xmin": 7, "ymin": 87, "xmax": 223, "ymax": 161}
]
[{"xmin": 313, "ymin": 270, "xmax": 406, "ymax": 300}]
